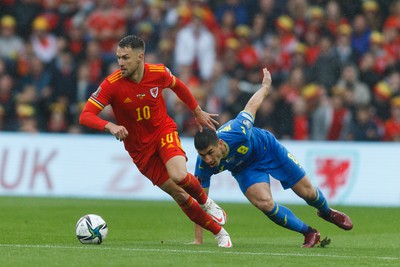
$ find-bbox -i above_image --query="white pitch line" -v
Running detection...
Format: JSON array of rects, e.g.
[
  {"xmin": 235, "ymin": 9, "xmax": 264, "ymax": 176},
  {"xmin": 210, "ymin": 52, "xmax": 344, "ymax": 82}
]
[{"xmin": 0, "ymin": 244, "xmax": 398, "ymax": 261}]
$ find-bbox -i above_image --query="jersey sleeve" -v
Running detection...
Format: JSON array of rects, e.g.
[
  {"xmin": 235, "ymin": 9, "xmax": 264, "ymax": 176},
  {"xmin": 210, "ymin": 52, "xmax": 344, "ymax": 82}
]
[
  {"xmin": 194, "ymin": 156, "xmax": 214, "ymax": 189},
  {"xmin": 79, "ymin": 80, "xmax": 112, "ymax": 131}
]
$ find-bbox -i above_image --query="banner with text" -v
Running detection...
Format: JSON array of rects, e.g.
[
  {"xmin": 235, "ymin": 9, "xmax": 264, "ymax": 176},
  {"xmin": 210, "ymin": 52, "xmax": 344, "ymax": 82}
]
[{"xmin": 0, "ymin": 133, "xmax": 398, "ymax": 206}]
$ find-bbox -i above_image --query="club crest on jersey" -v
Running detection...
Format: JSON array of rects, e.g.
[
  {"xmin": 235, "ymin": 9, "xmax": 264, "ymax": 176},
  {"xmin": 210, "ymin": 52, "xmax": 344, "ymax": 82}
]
[{"xmin": 150, "ymin": 87, "xmax": 159, "ymax": 98}]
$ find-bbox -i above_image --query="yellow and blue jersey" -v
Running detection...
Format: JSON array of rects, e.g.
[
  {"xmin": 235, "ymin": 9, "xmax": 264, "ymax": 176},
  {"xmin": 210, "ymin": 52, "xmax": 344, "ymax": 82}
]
[{"xmin": 195, "ymin": 111, "xmax": 306, "ymax": 193}]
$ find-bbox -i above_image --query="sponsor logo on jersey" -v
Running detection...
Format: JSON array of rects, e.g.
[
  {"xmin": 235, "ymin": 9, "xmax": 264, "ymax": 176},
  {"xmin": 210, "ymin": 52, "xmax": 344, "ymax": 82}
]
[
  {"xmin": 225, "ymin": 156, "xmax": 235, "ymax": 163},
  {"xmin": 124, "ymin": 97, "xmax": 133, "ymax": 103},
  {"xmin": 136, "ymin": 94, "xmax": 145, "ymax": 99},
  {"xmin": 150, "ymin": 87, "xmax": 159, "ymax": 98}
]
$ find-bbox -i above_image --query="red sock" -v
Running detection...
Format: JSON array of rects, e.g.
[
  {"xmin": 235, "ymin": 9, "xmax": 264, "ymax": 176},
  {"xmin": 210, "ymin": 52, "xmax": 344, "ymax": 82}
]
[
  {"xmin": 179, "ymin": 196, "xmax": 221, "ymax": 235},
  {"xmin": 176, "ymin": 173, "xmax": 207, "ymax": 205}
]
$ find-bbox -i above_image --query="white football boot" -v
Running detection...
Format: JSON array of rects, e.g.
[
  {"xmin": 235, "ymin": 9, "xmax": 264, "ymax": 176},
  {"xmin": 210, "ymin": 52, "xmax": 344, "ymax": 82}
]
[
  {"xmin": 201, "ymin": 197, "xmax": 227, "ymax": 226},
  {"xmin": 215, "ymin": 228, "xmax": 232, "ymax": 248}
]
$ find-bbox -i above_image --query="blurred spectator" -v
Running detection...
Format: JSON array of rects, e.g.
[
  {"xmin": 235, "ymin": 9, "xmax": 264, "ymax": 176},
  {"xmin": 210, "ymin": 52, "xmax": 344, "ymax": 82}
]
[
  {"xmin": 368, "ymin": 31, "xmax": 394, "ymax": 75},
  {"xmin": 222, "ymin": 77, "xmax": 251, "ymax": 121},
  {"xmin": 235, "ymin": 25, "xmax": 260, "ymax": 70},
  {"xmin": 253, "ymin": 92, "xmax": 279, "ymax": 135},
  {"xmin": 174, "ymin": 7, "xmax": 216, "ymax": 81},
  {"xmin": 15, "ymin": 83, "xmax": 39, "ymax": 131},
  {"xmin": 47, "ymin": 99, "xmax": 69, "ymax": 132},
  {"xmin": 333, "ymin": 23, "xmax": 357, "ymax": 68},
  {"xmin": 351, "ymin": 14, "xmax": 371, "ymax": 60},
  {"xmin": 64, "ymin": 19, "xmax": 86, "ymax": 62},
  {"xmin": 255, "ymin": 0, "xmax": 280, "ymax": 34},
  {"xmin": 81, "ymin": 40, "xmax": 106, "ymax": 85},
  {"xmin": 210, "ymin": 60, "xmax": 231, "ymax": 101},
  {"xmin": 274, "ymin": 67, "xmax": 306, "ymax": 138},
  {"xmin": 85, "ymin": 0, "xmax": 127, "ymax": 62},
  {"xmin": 0, "ymin": 15, "xmax": 25, "ymax": 72},
  {"xmin": 290, "ymin": 43, "xmax": 313, "ymax": 83},
  {"xmin": 383, "ymin": 96, "xmax": 400, "ymax": 141},
  {"xmin": 286, "ymin": 0, "xmax": 309, "ymax": 38},
  {"xmin": 325, "ymin": 0, "xmax": 348, "ymax": 37},
  {"xmin": 124, "ymin": 0, "xmax": 149, "ymax": 30},
  {"xmin": 50, "ymin": 51, "xmax": 77, "ymax": 103},
  {"xmin": 335, "ymin": 63, "xmax": 371, "ymax": 107},
  {"xmin": 19, "ymin": 55, "xmax": 52, "ymax": 100},
  {"xmin": 135, "ymin": 22, "xmax": 159, "ymax": 56},
  {"xmin": 291, "ymin": 96, "xmax": 309, "ymax": 140},
  {"xmin": 275, "ymin": 15, "xmax": 298, "ymax": 75},
  {"xmin": 214, "ymin": 0, "xmax": 250, "ymax": 26},
  {"xmin": 382, "ymin": 17, "xmax": 400, "ymax": 64},
  {"xmin": 372, "ymin": 80, "xmax": 393, "ymax": 121},
  {"xmin": 311, "ymin": 89, "xmax": 352, "ymax": 141},
  {"xmin": 348, "ymin": 105, "xmax": 381, "ymax": 141},
  {"xmin": 362, "ymin": 0, "xmax": 382, "ymax": 31},
  {"xmin": 305, "ymin": 6, "xmax": 327, "ymax": 36},
  {"xmin": 0, "ymin": 0, "xmax": 400, "ymax": 142},
  {"xmin": 250, "ymin": 12, "xmax": 267, "ymax": 51},
  {"xmin": 220, "ymin": 37, "xmax": 244, "ymax": 78},
  {"xmin": 359, "ymin": 51, "xmax": 382, "ymax": 89},
  {"xmin": 303, "ymin": 28, "xmax": 320, "ymax": 66},
  {"xmin": 9, "ymin": 0, "xmax": 42, "ymax": 38},
  {"xmin": 259, "ymin": 34, "xmax": 285, "ymax": 84},
  {"xmin": 30, "ymin": 16, "xmax": 58, "ymax": 64},
  {"xmin": 0, "ymin": 74, "xmax": 17, "ymax": 130},
  {"xmin": 214, "ymin": 9, "xmax": 237, "ymax": 57},
  {"xmin": 313, "ymin": 34, "xmax": 341, "ymax": 91}
]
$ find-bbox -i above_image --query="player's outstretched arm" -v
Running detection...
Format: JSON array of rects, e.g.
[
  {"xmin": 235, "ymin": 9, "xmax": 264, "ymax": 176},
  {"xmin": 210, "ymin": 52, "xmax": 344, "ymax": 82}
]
[{"xmin": 243, "ymin": 68, "xmax": 271, "ymax": 119}]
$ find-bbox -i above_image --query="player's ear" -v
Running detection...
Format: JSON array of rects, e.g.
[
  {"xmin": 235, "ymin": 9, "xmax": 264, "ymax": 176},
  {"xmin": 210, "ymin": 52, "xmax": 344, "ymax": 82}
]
[
  {"xmin": 218, "ymin": 139, "xmax": 224, "ymax": 147},
  {"xmin": 138, "ymin": 51, "xmax": 144, "ymax": 61}
]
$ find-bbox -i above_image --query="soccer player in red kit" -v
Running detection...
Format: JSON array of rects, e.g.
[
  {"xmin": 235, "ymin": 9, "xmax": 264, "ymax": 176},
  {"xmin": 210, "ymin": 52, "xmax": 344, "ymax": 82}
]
[{"xmin": 79, "ymin": 35, "xmax": 231, "ymax": 247}]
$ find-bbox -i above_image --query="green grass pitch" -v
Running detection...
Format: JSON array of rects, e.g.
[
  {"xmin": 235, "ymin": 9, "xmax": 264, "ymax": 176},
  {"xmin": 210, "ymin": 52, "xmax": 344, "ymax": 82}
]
[{"xmin": 0, "ymin": 196, "xmax": 398, "ymax": 267}]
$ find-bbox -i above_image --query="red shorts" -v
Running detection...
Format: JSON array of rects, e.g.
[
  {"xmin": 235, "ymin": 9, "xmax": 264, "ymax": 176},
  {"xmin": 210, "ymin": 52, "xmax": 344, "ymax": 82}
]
[{"xmin": 130, "ymin": 130, "xmax": 186, "ymax": 186}]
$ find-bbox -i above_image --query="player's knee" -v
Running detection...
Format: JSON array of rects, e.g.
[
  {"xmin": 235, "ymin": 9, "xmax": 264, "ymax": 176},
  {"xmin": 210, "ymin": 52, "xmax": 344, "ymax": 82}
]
[
  {"xmin": 169, "ymin": 170, "xmax": 188, "ymax": 183},
  {"xmin": 253, "ymin": 196, "xmax": 275, "ymax": 213}
]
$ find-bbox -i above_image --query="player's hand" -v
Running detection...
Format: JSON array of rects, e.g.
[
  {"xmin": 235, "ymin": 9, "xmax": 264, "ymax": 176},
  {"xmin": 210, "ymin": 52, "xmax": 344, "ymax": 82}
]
[
  {"xmin": 193, "ymin": 106, "xmax": 219, "ymax": 132},
  {"xmin": 186, "ymin": 239, "xmax": 203, "ymax": 245},
  {"xmin": 105, "ymin": 122, "xmax": 129, "ymax": 141},
  {"xmin": 262, "ymin": 67, "xmax": 272, "ymax": 91}
]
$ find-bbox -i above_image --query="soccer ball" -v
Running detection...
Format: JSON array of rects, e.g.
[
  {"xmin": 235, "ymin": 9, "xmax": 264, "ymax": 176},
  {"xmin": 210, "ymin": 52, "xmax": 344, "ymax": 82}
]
[{"xmin": 75, "ymin": 214, "xmax": 108, "ymax": 244}]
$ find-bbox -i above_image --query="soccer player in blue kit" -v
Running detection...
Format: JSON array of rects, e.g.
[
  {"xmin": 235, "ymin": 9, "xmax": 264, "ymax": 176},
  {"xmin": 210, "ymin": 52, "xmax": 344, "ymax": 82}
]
[{"xmin": 193, "ymin": 68, "xmax": 353, "ymax": 248}]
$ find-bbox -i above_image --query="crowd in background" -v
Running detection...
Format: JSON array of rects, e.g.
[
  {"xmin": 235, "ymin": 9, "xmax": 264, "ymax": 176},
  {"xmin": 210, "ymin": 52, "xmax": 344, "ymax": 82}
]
[{"xmin": 1, "ymin": 0, "xmax": 400, "ymax": 141}]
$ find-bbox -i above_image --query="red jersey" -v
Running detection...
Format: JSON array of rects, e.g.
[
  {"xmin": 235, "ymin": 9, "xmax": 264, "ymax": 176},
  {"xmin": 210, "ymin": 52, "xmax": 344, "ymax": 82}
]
[{"xmin": 87, "ymin": 63, "xmax": 182, "ymax": 156}]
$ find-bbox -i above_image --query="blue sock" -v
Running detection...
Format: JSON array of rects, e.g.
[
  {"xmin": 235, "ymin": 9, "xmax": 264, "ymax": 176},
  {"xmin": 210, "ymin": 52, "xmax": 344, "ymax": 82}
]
[
  {"xmin": 307, "ymin": 187, "xmax": 330, "ymax": 216},
  {"xmin": 265, "ymin": 203, "xmax": 309, "ymax": 234}
]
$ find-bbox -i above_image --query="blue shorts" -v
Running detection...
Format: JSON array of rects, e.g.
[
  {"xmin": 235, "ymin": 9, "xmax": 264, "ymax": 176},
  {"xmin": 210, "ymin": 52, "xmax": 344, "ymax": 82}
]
[{"xmin": 234, "ymin": 145, "xmax": 306, "ymax": 194}]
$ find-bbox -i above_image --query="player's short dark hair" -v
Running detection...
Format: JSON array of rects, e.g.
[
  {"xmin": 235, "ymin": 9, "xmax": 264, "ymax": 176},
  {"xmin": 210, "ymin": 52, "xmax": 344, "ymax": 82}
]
[
  {"xmin": 118, "ymin": 35, "xmax": 145, "ymax": 51},
  {"xmin": 194, "ymin": 127, "xmax": 219, "ymax": 150}
]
